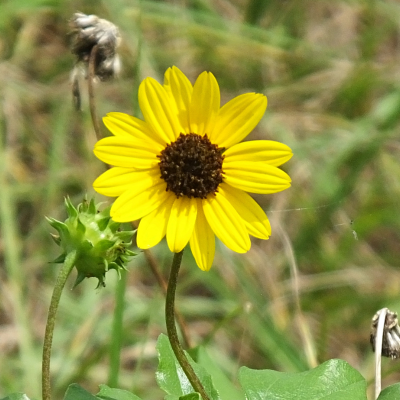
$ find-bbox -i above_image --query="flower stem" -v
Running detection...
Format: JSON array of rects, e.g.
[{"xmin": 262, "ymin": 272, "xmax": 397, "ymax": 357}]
[
  {"xmin": 108, "ymin": 269, "xmax": 127, "ymax": 387},
  {"xmin": 143, "ymin": 247, "xmax": 191, "ymax": 348},
  {"xmin": 374, "ymin": 308, "xmax": 388, "ymax": 400},
  {"xmin": 42, "ymin": 250, "xmax": 77, "ymax": 400},
  {"xmin": 88, "ymin": 44, "xmax": 102, "ymax": 141},
  {"xmin": 165, "ymin": 251, "xmax": 210, "ymax": 400}
]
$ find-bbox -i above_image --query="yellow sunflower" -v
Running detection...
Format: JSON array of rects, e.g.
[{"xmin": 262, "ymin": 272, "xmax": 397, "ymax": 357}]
[{"xmin": 93, "ymin": 66, "xmax": 292, "ymax": 271}]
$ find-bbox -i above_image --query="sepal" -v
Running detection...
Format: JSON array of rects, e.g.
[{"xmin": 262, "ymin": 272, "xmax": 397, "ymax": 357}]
[
  {"xmin": 97, "ymin": 216, "xmax": 111, "ymax": 231},
  {"xmin": 116, "ymin": 230, "xmax": 136, "ymax": 242},
  {"xmin": 64, "ymin": 197, "xmax": 78, "ymax": 218},
  {"xmin": 50, "ymin": 253, "xmax": 66, "ymax": 264},
  {"xmin": 50, "ymin": 233, "xmax": 61, "ymax": 246},
  {"xmin": 46, "ymin": 217, "xmax": 69, "ymax": 238},
  {"xmin": 76, "ymin": 217, "xmax": 86, "ymax": 235},
  {"xmin": 97, "ymin": 239, "xmax": 116, "ymax": 252},
  {"xmin": 73, "ymin": 272, "xmax": 87, "ymax": 289}
]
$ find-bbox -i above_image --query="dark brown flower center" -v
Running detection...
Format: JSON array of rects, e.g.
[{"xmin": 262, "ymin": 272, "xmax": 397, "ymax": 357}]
[{"xmin": 157, "ymin": 133, "xmax": 225, "ymax": 199}]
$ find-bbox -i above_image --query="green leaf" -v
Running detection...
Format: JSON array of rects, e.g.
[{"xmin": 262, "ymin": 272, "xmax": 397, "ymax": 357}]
[
  {"xmin": 378, "ymin": 383, "xmax": 400, "ymax": 400},
  {"xmin": 239, "ymin": 359, "xmax": 367, "ymax": 400},
  {"xmin": 97, "ymin": 384, "xmax": 143, "ymax": 400},
  {"xmin": 63, "ymin": 383, "xmax": 100, "ymax": 400},
  {"xmin": 194, "ymin": 347, "xmax": 245, "ymax": 400},
  {"xmin": 0, "ymin": 394, "xmax": 31, "ymax": 400},
  {"xmin": 179, "ymin": 394, "xmax": 201, "ymax": 400},
  {"xmin": 156, "ymin": 334, "xmax": 220, "ymax": 400}
]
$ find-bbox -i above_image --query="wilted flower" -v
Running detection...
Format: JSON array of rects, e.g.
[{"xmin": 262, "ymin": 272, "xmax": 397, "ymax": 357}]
[
  {"xmin": 70, "ymin": 12, "xmax": 121, "ymax": 81},
  {"xmin": 370, "ymin": 308, "xmax": 400, "ymax": 359},
  {"xmin": 47, "ymin": 197, "xmax": 135, "ymax": 288}
]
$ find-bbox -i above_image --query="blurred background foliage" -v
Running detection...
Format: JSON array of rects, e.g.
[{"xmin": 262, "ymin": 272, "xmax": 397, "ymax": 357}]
[{"xmin": 0, "ymin": 0, "xmax": 400, "ymax": 399}]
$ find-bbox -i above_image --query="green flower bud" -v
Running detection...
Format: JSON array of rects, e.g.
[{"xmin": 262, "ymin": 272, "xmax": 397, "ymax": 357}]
[{"xmin": 47, "ymin": 197, "xmax": 136, "ymax": 288}]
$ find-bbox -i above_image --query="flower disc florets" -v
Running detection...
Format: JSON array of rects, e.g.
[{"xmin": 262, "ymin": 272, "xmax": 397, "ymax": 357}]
[
  {"xmin": 158, "ymin": 133, "xmax": 225, "ymax": 199},
  {"xmin": 47, "ymin": 197, "xmax": 135, "ymax": 288}
]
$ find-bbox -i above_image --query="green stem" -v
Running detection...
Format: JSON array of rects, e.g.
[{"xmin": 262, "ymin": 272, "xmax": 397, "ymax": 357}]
[
  {"xmin": 165, "ymin": 251, "xmax": 210, "ymax": 400},
  {"xmin": 108, "ymin": 270, "xmax": 127, "ymax": 387},
  {"xmin": 42, "ymin": 250, "xmax": 77, "ymax": 400}
]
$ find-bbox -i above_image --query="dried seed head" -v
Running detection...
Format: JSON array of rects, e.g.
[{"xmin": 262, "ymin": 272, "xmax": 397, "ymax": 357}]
[
  {"xmin": 70, "ymin": 12, "xmax": 121, "ymax": 81},
  {"xmin": 370, "ymin": 309, "xmax": 400, "ymax": 359}
]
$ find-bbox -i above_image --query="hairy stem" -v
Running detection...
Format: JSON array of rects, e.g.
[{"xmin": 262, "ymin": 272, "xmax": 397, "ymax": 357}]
[
  {"xmin": 132, "ymin": 219, "xmax": 191, "ymax": 348},
  {"xmin": 143, "ymin": 247, "xmax": 191, "ymax": 348},
  {"xmin": 165, "ymin": 251, "xmax": 210, "ymax": 400},
  {"xmin": 42, "ymin": 250, "xmax": 77, "ymax": 400}
]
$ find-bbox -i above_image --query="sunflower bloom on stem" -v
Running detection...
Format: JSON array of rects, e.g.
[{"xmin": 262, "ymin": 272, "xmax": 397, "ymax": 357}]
[{"xmin": 93, "ymin": 66, "xmax": 292, "ymax": 271}]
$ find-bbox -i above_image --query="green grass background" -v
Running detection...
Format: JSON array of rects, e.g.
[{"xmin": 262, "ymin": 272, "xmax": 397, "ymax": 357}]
[{"xmin": 0, "ymin": 0, "xmax": 399, "ymax": 399}]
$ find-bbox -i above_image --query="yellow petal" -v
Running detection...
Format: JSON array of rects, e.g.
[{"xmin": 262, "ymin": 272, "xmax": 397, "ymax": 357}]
[
  {"xmin": 189, "ymin": 71, "xmax": 220, "ymax": 136},
  {"xmin": 166, "ymin": 196, "xmax": 198, "ymax": 253},
  {"xmin": 223, "ymin": 140, "xmax": 292, "ymax": 167},
  {"xmin": 223, "ymin": 161, "xmax": 291, "ymax": 194},
  {"xmin": 111, "ymin": 180, "xmax": 169, "ymax": 222},
  {"xmin": 136, "ymin": 194, "xmax": 175, "ymax": 249},
  {"xmin": 189, "ymin": 200, "xmax": 215, "ymax": 271},
  {"xmin": 103, "ymin": 112, "xmax": 165, "ymax": 150},
  {"xmin": 93, "ymin": 167, "xmax": 159, "ymax": 197},
  {"xmin": 210, "ymin": 93, "xmax": 267, "ymax": 148},
  {"xmin": 139, "ymin": 77, "xmax": 182, "ymax": 144},
  {"xmin": 220, "ymin": 183, "xmax": 271, "ymax": 239},
  {"xmin": 203, "ymin": 188, "xmax": 250, "ymax": 253},
  {"xmin": 93, "ymin": 136, "xmax": 159, "ymax": 169},
  {"xmin": 164, "ymin": 66, "xmax": 193, "ymax": 133}
]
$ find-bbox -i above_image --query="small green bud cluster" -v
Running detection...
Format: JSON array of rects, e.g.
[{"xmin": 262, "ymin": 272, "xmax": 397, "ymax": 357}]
[{"xmin": 47, "ymin": 197, "xmax": 136, "ymax": 288}]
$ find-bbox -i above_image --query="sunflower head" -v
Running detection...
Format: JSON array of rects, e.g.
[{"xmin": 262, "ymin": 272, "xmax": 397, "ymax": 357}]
[
  {"xmin": 93, "ymin": 66, "xmax": 293, "ymax": 271},
  {"xmin": 47, "ymin": 197, "xmax": 136, "ymax": 288}
]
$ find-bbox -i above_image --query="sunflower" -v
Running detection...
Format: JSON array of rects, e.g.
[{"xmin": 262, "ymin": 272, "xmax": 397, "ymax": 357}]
[{"xmin": 93, "ymin": 66, "xmax": 292, "ymax": 271}]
